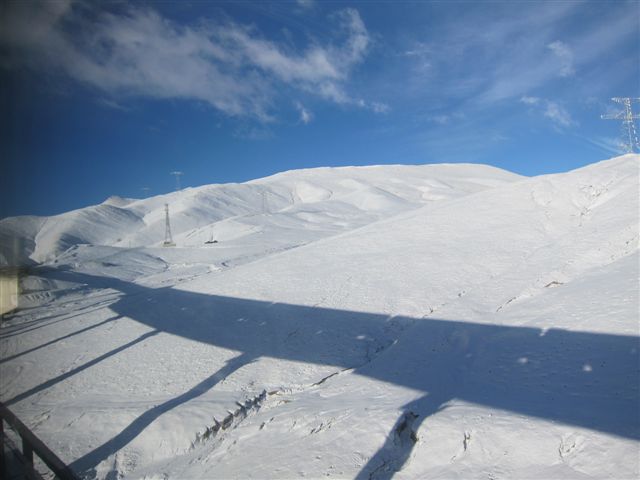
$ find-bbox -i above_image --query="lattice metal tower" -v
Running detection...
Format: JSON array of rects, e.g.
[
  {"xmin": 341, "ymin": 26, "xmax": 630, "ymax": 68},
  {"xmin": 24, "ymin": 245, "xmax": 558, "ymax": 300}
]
[
  {"xmin": 170, "ymin": 171, "xmax": 184, "ymax": 191},
  {"xmin": 163, "ymin": 203, "xmax": 176, "ymax": 247},
  {"xmin": 601, "ymin": 97, "xmax": 640, "ymax": 153}
]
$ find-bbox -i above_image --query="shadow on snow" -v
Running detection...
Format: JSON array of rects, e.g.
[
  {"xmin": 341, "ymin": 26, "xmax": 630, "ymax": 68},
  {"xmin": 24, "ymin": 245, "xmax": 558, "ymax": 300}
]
[{"xmin": 3, "ymin": 267, "xmax": 639, "ymax": 478}]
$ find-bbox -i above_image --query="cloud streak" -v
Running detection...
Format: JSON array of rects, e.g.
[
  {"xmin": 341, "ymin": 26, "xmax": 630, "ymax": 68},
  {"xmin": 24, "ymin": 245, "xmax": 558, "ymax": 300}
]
[
  {"xmin": 543, "ymin": 101, "xmax": 575, "ymax": 128},
  {"xmin": 0, "ymin": 1, "xmax": 372, "ymax": 119},
  {"xmin": 399, "ymin": 2, "xmax": 638, "ymax": 106},
  {"xmin": 547, "ymin": 40, "xmax": 575, "ymax": 77},
  {"xmin": 520, "ymin": 96, "xmax": 576, "ymax": 129},
  {"xmin": 295, "ymin": 101, "xmax": 313, "ymax": 124}
]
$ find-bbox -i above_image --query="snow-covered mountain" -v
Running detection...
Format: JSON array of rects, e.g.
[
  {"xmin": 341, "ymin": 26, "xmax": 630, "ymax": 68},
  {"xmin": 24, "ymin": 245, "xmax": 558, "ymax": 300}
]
[
  {"xmin": 0, "ymin": 163, "xmax": 520, "ymax": 265},
  {"xmin": 0, "ymin": 155, "xmax": 638, "ymax": 480}
]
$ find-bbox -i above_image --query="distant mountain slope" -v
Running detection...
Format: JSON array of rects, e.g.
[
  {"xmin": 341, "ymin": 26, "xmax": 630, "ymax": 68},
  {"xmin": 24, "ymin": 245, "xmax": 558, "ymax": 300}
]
[
  {"xmin": 0, "ymin": 163, "xmax": 521, "ymax": 264},
  {"xmin": 182, "ymin": 154, "xmax": 639, "ymax": 325}
]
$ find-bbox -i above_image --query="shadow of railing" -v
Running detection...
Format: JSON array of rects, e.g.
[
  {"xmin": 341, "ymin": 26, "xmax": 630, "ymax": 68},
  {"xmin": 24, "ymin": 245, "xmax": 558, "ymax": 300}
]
[
  {"xmin": 68, "ymin": 352, "xmax": 254, "ymax": 474},
  {"xmin": 0, "ymin": 315, "xmax": 121, "ymax": 364},
  {"xmin": 4, "ymin": 267, "xmax": 639, "ymax": 477}
]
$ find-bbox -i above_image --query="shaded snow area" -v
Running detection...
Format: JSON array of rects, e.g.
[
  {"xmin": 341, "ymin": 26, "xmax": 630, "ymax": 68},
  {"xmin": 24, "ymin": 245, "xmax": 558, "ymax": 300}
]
[{"xmin": 1, "ymin": 156, "xmax": 638, "ymax": 479}]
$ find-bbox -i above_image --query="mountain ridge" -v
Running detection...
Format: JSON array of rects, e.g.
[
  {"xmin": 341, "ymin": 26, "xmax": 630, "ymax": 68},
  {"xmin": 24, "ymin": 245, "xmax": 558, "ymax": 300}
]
[{"xmin": 1, "ymin": 161, "xmax": 525, "ymax": 265}]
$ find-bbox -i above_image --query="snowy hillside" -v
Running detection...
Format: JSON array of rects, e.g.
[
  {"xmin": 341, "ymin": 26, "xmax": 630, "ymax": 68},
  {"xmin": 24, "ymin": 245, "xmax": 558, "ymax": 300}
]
[
  {"xmin": 0, "ymin": 163, "xmax": 520, "ymax": 266},
  {"xmin": 0, "ymin": 155, "xmax": 638, "ymax": 480}
]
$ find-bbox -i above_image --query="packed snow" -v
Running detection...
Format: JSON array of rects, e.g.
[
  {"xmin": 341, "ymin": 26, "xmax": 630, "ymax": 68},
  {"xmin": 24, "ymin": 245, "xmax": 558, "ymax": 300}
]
[{"xmin": 0, "ymin": 156, "xmax": 638, "ymax": 479}]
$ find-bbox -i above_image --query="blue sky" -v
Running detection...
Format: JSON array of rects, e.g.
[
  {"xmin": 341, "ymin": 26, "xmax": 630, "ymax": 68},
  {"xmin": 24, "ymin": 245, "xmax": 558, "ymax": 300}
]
[{"xmin": 1, "ymin": 0, "xmax": 638, "ymax": 218}]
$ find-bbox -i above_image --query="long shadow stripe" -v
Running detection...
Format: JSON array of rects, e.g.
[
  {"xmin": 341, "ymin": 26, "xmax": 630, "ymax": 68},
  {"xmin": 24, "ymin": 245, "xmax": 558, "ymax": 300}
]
[
  {"xmin": 0, "ymin": 315, "xmax": 121, "ymax": 364},
  {"xmin": 6, "ymin": 330, "xmax": 160, "ymax": 406}
]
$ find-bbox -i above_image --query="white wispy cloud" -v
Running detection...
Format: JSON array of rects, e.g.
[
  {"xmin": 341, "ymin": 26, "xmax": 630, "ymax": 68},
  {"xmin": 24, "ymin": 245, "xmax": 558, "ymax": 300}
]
[
  {"xmin": 581, "ymin": 135, "xmax": 627, "ymax": 155},
  {"xmin": 295, "ymin": 101, "xmax": 313, "ymax": 124},
  {"xmin": 543, "ymin": 101, "xmax": 575, "ymax": 128},
  {"xmin": 369, "ymin": 101, "xmax": 390, "ymax": 114},
  {"xmin": 400, "ymin": 2, "xmax": 637, "ymax": 106},
  {"xmin": 296, "ymin": 0, "xmax": 316, "ymax": 10},
  {"xmin": 96, "ymin": 98, "xmax": 130, "ymax": 112},
  {"xmin": 426, "ymin": 112, "xmax": 465, "ymax": 125},
  {"xmin": 520, "ymin": 96, "xmax": 541, "ymax": 105},
  {"xmin": 429, "ymin": 115, "xmax": 451, "ymax": 125},
  {"xmin": 547, "ymin": 40, "xmax": 575, "ymax": 77},
  {"xmin": 233, "ymin": 125, "xmax": 274, "ymax": 141},
  {"xmin": 0, "ymin": 1, "xmax": 372, "ymax": 119},
  {"xmin": 520, "ymin": 96, "xmax": 576, "ymax": 129},
  {"xmin": 398, "ymin": 2, "xmax": 581, "ymax": 104},
  {"xmin": 402, "ymin": 42, "xmax": 431, "ymax": 58},
  {"xmin": 349, "ymin": 98, "xmax": 390, "ymax": 114}
]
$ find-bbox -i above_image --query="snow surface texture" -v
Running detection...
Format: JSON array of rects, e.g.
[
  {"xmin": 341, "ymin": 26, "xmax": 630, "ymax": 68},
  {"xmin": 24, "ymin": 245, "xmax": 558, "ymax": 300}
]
[{"xmin": 0, "ymin": 156, "xmax": 638, "ymax": 480}]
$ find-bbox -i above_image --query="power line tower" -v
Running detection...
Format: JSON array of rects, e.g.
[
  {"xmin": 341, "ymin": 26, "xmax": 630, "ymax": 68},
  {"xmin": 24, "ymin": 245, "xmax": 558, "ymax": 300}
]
[
  {"xmin": 163, "ymin": 203, "xmax": 176, "ymax": 247},
  {"xmin": 601, "ymin": 97, "xmax": 640, "ymax": 153},
  {"xmin": 170, "ymin": 171, "xmax": 184, "ymax": 191}
]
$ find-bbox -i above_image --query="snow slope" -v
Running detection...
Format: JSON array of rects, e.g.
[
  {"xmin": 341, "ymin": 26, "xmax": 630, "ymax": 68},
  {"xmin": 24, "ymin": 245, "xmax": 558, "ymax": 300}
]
[
  {"xmin": 0, "ymin": 155, "xmax": 638, "ymax": 480},
  {"xmin": 0, "ymin": 163, "xmax": 520, "ymax": 266}
]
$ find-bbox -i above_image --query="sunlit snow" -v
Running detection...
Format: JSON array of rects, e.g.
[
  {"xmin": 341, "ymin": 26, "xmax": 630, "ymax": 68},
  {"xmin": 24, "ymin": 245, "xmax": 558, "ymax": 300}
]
[{"xmin": 1, "ymin": 156, "xmax": 638, "ymax": 479}]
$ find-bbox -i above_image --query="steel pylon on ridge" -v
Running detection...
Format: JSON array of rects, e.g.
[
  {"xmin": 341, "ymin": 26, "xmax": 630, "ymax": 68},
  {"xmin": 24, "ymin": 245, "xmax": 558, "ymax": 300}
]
[
  {"xmin": 601, "ymin": 97, "xmax": 640, "ymax": 153},
  {"xmin": 163, "ymin": 203, "xmax": 175, "ymax": 247}
]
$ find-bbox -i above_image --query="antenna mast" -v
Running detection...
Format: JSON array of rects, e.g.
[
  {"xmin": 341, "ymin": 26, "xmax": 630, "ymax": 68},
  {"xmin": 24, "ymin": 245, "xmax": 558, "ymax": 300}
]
[
  {"xmin": 170, "ymin": 171, "xmax": 184, "ymax": 191},
  {"xmin": 163, "ymin": 203, "xmax": 176, "ymax": 247},
  {"xmin": 601, "ymin": 97, "xmax": 640, "ymax": 153}
]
